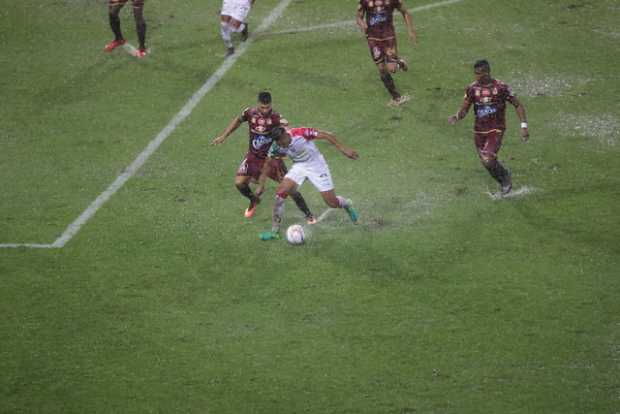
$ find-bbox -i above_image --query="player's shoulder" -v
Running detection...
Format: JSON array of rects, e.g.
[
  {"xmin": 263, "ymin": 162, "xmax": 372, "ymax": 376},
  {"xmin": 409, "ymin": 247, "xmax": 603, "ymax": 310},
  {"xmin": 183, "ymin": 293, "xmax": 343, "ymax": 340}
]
[
  {"xmin": 242, "ymin": 106, "xmax": 255, "ymax": 115},
  {"xmin": 493, "ymin": 79, "xmax": 511, "ymax": 89}
]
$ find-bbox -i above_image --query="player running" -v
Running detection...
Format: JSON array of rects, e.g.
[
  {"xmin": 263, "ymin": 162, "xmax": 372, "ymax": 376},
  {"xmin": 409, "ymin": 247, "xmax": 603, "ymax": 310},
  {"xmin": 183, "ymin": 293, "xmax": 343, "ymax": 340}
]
[
  {"xmin": 103, "ymin": 0, "xmax": 148, "ymax": 58},
  {"xmin": 220, "ymin": 0, "xmax": 255, "ymax": 57},
  {"xmin": 356, "ymin": 0, "xmax": 417, "ymax": 107},
  {"xmin": 211, "ymin": 92, "xmax": 315, "ymax": 222},
  {"xmin": 448, "ymin": 59, "xmax": 530, "ymax": 196},
  {"xmin": 258, "ymin": 126, "xmax": 359, "ymax": 241}
]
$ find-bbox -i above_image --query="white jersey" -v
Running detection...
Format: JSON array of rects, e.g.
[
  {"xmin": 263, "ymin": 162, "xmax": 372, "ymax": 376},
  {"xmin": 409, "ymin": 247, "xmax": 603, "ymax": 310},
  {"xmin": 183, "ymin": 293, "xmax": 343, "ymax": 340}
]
[
  {"xmin": 269, "ymin": 127, "xmax": 334, "ymax": 192},
  {"xmin": 221, "ymin": 0, "xmax": 252, "ymax": 22},
  {"xmin": 268, "ymin": 127, "xmax": 322, "ymax": 164}
]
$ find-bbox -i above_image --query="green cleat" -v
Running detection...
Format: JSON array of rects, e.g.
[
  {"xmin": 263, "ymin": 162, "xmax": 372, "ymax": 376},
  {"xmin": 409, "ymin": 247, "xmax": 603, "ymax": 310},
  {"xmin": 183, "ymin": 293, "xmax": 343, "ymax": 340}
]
[
  {"xmin": 345, "ymin": 205, "xmax": 358, "ymax": 223},
  {"xmin": 259, "ymin": 231, "xmax": 280, "ymax": 241}
]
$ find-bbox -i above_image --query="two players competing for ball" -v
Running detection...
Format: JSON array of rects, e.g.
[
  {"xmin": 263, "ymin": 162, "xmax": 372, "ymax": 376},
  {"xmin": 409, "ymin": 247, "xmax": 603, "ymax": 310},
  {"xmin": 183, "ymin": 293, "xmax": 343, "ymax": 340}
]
[
  {"xmin": 211, "ymin": 92, "xmax": 316, "ymax": 224},
  {"xmin": 257, "ymin": 126, "xmax": 359, "ymax": 241}
]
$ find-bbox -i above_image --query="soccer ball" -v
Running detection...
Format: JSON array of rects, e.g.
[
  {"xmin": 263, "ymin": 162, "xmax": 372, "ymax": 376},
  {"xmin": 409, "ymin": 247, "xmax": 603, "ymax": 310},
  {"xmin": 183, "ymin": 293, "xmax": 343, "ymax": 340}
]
[{"xmin": 286, "ymin": 224, "xmax": 305, "ymax": 245}]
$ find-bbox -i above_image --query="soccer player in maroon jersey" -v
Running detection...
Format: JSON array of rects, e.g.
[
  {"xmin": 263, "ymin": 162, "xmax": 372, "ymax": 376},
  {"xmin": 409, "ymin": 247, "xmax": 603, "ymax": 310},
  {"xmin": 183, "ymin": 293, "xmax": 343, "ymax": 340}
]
[
  {"xmin": 448, "ymin": 59, "xmax": 530, "ymax": 196},
  {"xmin": 356, "ymin": 0, "xmax": 417, "ymax": 107},
  {"xmin": 211, "ymin": 91, "xmax": 315, "ymax": 222},
  {"xmin": 103, "ymin": 0, "xmax": 148, "ymax": 58}
]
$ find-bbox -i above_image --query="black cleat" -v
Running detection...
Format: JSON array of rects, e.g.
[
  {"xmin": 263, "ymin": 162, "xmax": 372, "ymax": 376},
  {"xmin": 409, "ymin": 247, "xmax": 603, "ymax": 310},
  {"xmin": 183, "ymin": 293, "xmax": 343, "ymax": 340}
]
[
  {"xmin": 225, "ymin": 46, "xmax": 235, "ymax": 57},
  {"xmin": 240, "ymin": 24, "xmax": 249, "ymax": 41}
]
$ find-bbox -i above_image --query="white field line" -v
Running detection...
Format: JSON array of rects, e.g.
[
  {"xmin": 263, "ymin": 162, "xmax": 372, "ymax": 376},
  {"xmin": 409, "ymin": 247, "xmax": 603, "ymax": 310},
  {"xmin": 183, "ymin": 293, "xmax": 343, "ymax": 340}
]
[
  {"xmin": 0, "ymin": 0, "xmax": 293, "ymax": 249},
  {"xmin": 266, "ymin": 0, "xmax": 465, "ymax": 36}
]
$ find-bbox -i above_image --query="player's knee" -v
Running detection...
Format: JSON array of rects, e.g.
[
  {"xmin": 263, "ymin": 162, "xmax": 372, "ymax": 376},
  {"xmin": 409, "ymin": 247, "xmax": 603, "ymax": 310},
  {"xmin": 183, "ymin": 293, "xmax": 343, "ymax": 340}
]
[{"xmin": 386, "ymin": 62, "xmax": 398, "ymax": 73}]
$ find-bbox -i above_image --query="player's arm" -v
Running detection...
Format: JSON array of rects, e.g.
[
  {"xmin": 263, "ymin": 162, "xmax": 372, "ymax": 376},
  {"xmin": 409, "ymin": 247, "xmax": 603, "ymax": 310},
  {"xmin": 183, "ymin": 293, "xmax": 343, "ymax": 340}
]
[
  {"xmin": 315, "ymin": 130, "xmax": 359, "ymax": 160},
  {"xmin": 511, "ymin": 97, "xmax": 530, "ymax": 141},
  {"xmin": 356, "ymin": 4, "xmax": 368, "ymax": 34},
  {"xmin": 397, "ymin": 1, "xmax": 417, "ymax": 44},
  {"xmin": 211, "ymin": 116, "xmax": 243, "ymax": 145},
  {"xmin": 448, "ymin": 95, "xmax": 473, "ymax": 125}
]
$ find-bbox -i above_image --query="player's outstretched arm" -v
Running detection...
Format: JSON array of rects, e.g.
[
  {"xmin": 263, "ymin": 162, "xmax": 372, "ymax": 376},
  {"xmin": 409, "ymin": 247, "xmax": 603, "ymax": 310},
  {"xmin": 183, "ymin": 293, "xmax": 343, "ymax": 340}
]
[
  {"xmin": 448, "ymin": 98, "xmax": 472, "ymax": 125},
  {"xmin": 512, "ymin": 98, "xmax": 530, "ymax": 141},
  {"xmin": 211, "ymin": 116, "xmax": 243, "ymax": 145},
  {"xmin": 316, "ymin": 130, "xmax": 359, "ymax": 160},
  {"xmin": 356, "ymin": 6, "xmax": 368, "ymax": 34},
  {"xmin": 398, "ymin": 1, "xmax": 417, "ymax": 44}
]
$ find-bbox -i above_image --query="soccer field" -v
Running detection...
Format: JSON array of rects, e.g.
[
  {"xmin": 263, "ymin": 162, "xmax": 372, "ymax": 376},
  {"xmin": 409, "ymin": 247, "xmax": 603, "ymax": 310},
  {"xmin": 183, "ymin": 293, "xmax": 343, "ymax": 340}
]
[{"xmin": 1, "ymin": 0, "xmax": 619, "ymax": 412}]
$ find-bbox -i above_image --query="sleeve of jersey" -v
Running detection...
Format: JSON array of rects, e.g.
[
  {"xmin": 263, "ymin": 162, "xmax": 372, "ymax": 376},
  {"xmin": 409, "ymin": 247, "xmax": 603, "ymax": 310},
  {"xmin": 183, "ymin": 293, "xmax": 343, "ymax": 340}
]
[
  {"xmin": 504, "ymin": 84, "xmax": 518, "ymax": 104},
  {"xmin": 290, "ymin": 127, "xmax": 319, "ymax": 140},
  {"xmin": 239, "ymin": 107, "xmax": 251, "ymax": 122}
]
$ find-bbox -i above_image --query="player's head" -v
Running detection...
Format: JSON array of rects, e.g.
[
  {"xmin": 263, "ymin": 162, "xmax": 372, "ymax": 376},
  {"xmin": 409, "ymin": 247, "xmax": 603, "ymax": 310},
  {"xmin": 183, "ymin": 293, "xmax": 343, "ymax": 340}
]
[
  {"xmin": 269, "ymin": 126, "xmax": 291, "ymax": 146},
  {"xmin": 474, "ymin": 59, "xmax": 491, "ymax": 83},
  {"xmin": 257, "ymin": 91, "xmax": 272, "ymax": 115}
]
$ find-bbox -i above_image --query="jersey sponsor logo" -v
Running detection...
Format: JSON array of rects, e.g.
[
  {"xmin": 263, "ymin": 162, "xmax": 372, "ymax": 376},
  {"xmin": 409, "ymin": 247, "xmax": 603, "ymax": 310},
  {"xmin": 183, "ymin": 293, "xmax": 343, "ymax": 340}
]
[
  {"xmin": 252, "ymin": 134, "xmax": 271, "ymax": 150},
  {"xmin": 476, "ymin": 105, "xmax": 497, "ymax": 118},
  {"xmin": 369, "ymin": 12, "xmax": 387, "ymax": 26},
  {"xmin": 482, "ymin": 89, "xmax": 491, "ymax": 96}
]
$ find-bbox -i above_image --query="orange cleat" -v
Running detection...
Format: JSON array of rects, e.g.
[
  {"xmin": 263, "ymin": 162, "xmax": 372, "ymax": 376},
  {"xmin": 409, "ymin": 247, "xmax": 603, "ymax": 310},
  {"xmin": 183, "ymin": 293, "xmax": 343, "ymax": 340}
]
[{"xmin": 244, "ymin": 198, "xmax": 260, "ymax": 218}]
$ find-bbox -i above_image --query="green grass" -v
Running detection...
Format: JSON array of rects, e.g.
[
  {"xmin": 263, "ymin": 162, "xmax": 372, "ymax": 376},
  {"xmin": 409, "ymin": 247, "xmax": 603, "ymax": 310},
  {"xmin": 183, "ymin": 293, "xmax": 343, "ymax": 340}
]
[{"xmin": 1, "ymin": 0, "xmax": 619, "ymax": 412}]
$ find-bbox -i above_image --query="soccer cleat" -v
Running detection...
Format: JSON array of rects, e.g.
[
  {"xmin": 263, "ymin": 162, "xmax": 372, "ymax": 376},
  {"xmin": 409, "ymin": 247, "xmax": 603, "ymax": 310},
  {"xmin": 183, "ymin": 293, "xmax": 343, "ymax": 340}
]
[
  {"xmin": 244, "ymin": 197, "xmax": 260, "ymax": 218},
  {"xmin": 225, "ymin": 47, "xmax": 235, "ymax": 57},
  {"xmin": 134, "ymin": 48, "xmax": 148, "ymax": 58},
  {"xmin": 344, "ymin": 205, "xmax": 359, "ymax": 224},
  {"xmin": 501, "ymin": 182, "xmax": 513, "ymax": 196},
  {"xmin": 103, "ymin": 39, "xmax": 126, "ymax": 52},
  {"xmin": 500, "ymin": 170, "xmax": 513, "ymax": 196},
  {"xmin": 306, "ymin": 214, "xmax": 317, "ymax": 225},
  {"xmin": 240, "ymin": 24, "xmax": 249, "ymax": 41},
  {"xmin": 387, "ymin": 95, "xmax": 411, "ymax": 107},
  {"xmin": 397, "ymin": 57, "xmax": 409, "ymax": 72},
  {"xmin": 259, "ymin": 231, "xmax": 280, "ymax": 241}
]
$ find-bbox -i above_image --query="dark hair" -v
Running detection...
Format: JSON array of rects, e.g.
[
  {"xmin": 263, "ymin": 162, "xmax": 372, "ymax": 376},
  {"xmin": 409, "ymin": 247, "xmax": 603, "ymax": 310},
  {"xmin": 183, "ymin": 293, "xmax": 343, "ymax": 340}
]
[
  {"xmin": 269, "ymin": 126, "xmax": 286, "ymax": 141},
  {"xmin": 258, "ymin": 91, "xmax": 272, "ymax": 104},
  {"xmin": 474, "ymin": 59, "xmax": 491, "ymax": 72}
]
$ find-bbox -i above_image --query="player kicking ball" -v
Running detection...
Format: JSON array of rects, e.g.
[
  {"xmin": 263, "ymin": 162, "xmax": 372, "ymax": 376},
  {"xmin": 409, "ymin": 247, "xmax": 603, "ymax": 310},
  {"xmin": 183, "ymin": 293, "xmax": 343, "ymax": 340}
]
[{"xmin": 258, "ymin": 126, "xmax": 359, "ymax": 241}]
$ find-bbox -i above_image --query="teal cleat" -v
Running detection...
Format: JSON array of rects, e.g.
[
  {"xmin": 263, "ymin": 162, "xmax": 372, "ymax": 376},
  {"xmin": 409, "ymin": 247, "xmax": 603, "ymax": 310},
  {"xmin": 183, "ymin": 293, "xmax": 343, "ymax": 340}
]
[
  {"xmin": 345, "ymin": 205, "xmax": 358, "ymax": 223},
  {"xmin": 259, "ymin": 231, "xmax": 280, "ymax": 241}
]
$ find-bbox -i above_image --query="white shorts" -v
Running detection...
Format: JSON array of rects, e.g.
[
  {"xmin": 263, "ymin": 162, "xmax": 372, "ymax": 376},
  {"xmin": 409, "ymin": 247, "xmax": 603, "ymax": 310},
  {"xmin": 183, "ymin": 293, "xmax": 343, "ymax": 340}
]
[
  {"xmin": 221, "ymin": 0, "xmax": 251, "ymax": 22},
  {"xmin": 285, "ymin": 157, "xmax": 334, "ymax": 193}
]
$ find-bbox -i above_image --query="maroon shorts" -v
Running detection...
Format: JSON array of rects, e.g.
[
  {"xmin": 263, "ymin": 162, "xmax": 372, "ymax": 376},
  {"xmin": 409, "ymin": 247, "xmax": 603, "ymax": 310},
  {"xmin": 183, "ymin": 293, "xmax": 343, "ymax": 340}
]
[
  {"xmin": 236, "ymin": 153, "xmax": 287, "ymax": 182},
  {"xmin": 474, "ymin": 129, "xmax": 504, "ymax": 162},
  {"xmin": 109, "ymin": 0, "xmax": 144, "ymax": 7},
  {"xmin": 367, "ymin": 37, "xmax": 398, "ymax": 65}
]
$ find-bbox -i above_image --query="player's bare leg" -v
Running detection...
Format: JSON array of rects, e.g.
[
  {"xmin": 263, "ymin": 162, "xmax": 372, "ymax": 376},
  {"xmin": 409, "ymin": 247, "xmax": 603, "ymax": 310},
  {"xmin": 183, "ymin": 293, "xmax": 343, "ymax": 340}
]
[
  {"xmin": 260, "ymin": 178, "xmax": 297, "ymax": 240},
  {"xmin": 379, "ymin": 63, "xmax": 410, "ymax": 107},
  {"xmin": 220, "ymin": 15, "xmax": 235, "ymax": 56},
  {"xmin": 320, "ymin": 190, "xmax": 358, "ymax": 223},
  {"xmin": 235, "ymin": 175, "xmax": 260, "ymax": 218},
  {"xmin": 132, "ymin": 2, "xmax": 148, "ymax": 57},
  {"xmin": 104, "ymin": 4, "xmax": 127, "ymax": 52}
]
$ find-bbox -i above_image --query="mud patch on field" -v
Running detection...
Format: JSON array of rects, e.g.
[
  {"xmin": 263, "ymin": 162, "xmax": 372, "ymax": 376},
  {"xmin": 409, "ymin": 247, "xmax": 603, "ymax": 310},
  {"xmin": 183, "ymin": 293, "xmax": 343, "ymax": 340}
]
[{"xmin": 553, "ymin": 114, "xmax": 619, "ymax": 147}]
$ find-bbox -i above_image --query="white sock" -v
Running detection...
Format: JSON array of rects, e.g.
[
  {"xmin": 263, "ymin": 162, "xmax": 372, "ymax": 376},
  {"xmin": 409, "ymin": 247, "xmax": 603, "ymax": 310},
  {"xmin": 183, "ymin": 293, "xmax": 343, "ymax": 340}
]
[
  {"xmin": 272, "ymin": 195, "xmax": 286, "ymax": 232},
  {"xmin": 220, "ymin": 22, "xmax": 233, "ymax": 48},
  {"xmin": 337, "ymin": 196, "xmax": 349, "ymax": 209}
]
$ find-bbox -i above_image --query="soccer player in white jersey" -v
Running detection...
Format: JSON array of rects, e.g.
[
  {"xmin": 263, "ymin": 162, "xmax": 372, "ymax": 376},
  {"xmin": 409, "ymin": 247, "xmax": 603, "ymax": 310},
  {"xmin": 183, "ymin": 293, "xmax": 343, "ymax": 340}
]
[
  {"xmin": 220, "ymin": 0, "xmax": 254, "ymax": 57},
  {"xmin": 257, "ymin": 126, "xmax": 359, "ymax": 241}
]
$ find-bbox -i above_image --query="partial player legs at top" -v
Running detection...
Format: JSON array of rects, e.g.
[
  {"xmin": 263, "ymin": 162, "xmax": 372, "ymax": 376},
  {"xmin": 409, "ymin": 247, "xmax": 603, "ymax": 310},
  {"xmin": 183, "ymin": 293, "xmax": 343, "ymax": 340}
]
[
  {"xmin": 104, "ymin": 0, "xmax": 148, "ymax": 58},
  {"xmin": 220, "ymin": 0, "xmax": 252, "ymax": 57}
]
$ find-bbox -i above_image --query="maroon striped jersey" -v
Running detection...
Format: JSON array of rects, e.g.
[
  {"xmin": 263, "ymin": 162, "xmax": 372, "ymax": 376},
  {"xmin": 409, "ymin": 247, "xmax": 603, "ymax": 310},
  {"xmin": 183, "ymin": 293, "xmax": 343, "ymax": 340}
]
[
  {"xmin": 239, "ymin": 107, "xmax": 286, "ymax": 158},
  {"xmin": 358, "ymin": 0, "xmax": 403, "ymax": 40},
  {"xmin": 463, "ymin": 79, "xmax": 518, "ymax": 132}
]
